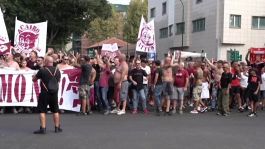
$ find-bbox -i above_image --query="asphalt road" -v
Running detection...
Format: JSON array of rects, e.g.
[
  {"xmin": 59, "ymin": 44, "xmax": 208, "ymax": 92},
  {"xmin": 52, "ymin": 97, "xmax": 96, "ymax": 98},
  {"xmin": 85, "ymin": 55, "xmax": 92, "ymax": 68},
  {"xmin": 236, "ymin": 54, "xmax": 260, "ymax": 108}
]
[{"xmin": 0, "ymin": 110, "xmax": 265, "ymax": 149}]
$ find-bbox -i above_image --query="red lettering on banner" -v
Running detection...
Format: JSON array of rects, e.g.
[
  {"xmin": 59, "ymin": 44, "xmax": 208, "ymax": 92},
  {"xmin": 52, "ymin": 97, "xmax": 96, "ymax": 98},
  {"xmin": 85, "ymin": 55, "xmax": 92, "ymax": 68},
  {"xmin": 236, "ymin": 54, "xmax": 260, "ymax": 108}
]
[
  {"xmin": 62, "ymin": 69, "xmax": 81, "ymax": 94},
  {"xmin": 14, "ymin": 75, "xmax": 26, "ymax": 102},
  {"xmin": 59, "ymin": 77, "xmax": 66, "ymax": 105},
  {"xmin": 7, "ymin": 75, "xmax": 13, "ymax": 103},
  {"xmin": 73, "ymin": 99, "xmax": 81, "ymax": 108},
  {"xmin": 30, "ymin": 81, "xmax": 40, "ymax": 102},
  {"xmin": 0, "ymin": 75, "xmax": 7, "ymax": 102}
]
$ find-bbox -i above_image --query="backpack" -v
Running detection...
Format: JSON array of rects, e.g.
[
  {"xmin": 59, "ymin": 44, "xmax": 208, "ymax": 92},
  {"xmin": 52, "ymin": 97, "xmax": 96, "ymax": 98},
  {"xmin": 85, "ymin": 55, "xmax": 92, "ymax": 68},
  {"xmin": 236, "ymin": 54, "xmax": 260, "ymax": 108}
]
[{"xmin": 42, "ymin": 67, "xmax": 59, "ymax": 93}]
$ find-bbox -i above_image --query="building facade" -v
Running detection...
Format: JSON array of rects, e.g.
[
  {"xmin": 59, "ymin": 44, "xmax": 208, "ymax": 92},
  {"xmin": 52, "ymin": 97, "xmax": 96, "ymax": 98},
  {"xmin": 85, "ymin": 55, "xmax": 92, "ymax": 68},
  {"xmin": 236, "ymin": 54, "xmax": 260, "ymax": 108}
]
[{"xmin": 148, "ymin": 0, "xmax": 265, "ymax": 60}]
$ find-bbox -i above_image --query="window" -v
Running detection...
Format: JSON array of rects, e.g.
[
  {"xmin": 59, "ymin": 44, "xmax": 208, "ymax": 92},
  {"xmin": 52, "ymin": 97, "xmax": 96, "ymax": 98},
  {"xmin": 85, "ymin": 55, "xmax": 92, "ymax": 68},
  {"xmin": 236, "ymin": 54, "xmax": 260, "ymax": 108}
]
[
  {"xmin": 196, "ymin": 0, "xmax": 202, "ymax": 4},
  {"xmin": 176, "ymin": 22, "xmax": 185, "ymax": 35},
  {"xmin": 150, "ymin": 8, "xmax": 155, "ymax": 18},
  {"xmin": 230, "ymin": 15, "xmax": 241, "ymax": 28},
  {"xmin": 162, "ymin": 2, "xmax": 167, "ymax": 15},
  {"xmin": 252, "ymin": 16, "xmax": 265, "ymax": 29},
  {"xmin": 169, "ymin": 25, "xmax": 173, "ymax": 36},
  {"xmin": 193, "ymin": 18, "xmax": 205, "ymax": 32},
  {"xmin": 160, "ymin": 27, "xmax": 168, "ymax": 38}
]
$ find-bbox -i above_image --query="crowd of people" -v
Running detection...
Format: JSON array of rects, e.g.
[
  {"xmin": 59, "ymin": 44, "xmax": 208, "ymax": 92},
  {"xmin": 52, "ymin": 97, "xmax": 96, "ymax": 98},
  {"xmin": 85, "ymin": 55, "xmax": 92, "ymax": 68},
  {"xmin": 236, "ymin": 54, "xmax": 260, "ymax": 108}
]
[{"xmin": 0, "ymin": 48, "xmax": 265, "ymax": 118}]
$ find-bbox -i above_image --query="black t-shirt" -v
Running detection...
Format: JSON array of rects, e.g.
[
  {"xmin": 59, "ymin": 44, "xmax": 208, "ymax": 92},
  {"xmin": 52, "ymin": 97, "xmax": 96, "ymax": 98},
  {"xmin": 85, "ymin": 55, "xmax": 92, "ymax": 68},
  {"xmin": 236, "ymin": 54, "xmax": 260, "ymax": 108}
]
[
  {"xmin": 247, "ymin": 75, "xmax": 260, "ymax": 92},
  {"xmin": 250, "ymin": 62, "xmax": 264, "ymax": 77},
  {"xmin": 35, "ymin": 66, "xmax": 61, "ymax": 93},
  {"xmin": 93, "ymin": 64, "xmax": 101, "ymax": 81},
  {"xmin": 130, "ymin": 68, "xmax": 147, "ymax": 90},
  {"xmin": 80, "ymin": 64, "xmax": 92, "ymax": 85},
  {"xmin": 155, "ymin": 68, "xmax": 163, "ymax": 85},
  {"xmin": 220, "ymin": 72, "xmax": 232, "ymax": 88}
]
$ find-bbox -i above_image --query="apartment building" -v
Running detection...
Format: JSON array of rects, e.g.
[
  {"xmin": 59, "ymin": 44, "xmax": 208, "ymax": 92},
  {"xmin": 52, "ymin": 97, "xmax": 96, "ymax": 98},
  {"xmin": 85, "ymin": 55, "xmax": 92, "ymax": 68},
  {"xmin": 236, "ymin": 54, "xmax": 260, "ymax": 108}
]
[{"xmin": 148, "ymin": 0, "xmax": 265, "ymax": 60}]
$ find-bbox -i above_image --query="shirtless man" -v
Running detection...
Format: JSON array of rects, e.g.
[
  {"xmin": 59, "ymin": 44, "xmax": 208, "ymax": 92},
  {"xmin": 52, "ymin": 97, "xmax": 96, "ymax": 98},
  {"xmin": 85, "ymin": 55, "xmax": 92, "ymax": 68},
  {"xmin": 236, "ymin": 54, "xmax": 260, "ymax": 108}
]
[
  {"xmin": 162, "ymin": 56, "xmax": 175, "ymax": 115},
  {"xmin": 57, "ymin": 55, "xmax": 74, "ymax": 70},
  {"xmin": 114, "ymin": 54, "xmax": 129, "ymax": 115},
  {"xmin": 190, "ymin": 62, "xmax": 207, "ymax": 114},
  {"xmin": 0, "ymin": 52, "xmax": 20, "ymax": 114},
  {"xmin": 4, "ymin": 52, "xmax": 20, "ymax": 70}
]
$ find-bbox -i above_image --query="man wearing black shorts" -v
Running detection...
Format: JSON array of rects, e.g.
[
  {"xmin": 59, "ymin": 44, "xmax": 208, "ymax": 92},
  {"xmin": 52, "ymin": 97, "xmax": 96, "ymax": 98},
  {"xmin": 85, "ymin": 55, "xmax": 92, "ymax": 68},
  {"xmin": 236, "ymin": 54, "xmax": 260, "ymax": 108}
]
[{"xmin": 32, "ymin": 56, "xmax": 62, "ymax": 134}]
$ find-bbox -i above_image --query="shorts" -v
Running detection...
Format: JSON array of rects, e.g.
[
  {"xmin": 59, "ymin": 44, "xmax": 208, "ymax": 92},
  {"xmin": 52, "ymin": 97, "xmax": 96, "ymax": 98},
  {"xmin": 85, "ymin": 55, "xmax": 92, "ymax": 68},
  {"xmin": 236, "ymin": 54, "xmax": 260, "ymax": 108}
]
[
  {"xmin": 120, "ymin": 81, "xmax": 129, "ymax": 101},
  {"xmin": 193, "ymin": 85, "xmax": 202, "ymax": 101},
  {"xmin": 37, "ymin": 91, "xmax": 59, "ymax": 113},
  {"xmin": 230, "ymin": 86, "xmax": 241, "ymax": 95},
  {"xmin": 171, "ymin": 87, "xmax": 185, "ymax": 100},
  {"xmin": 79, "ymin": 84, "xmax": 90, "ymax": 100},
  {"xmin": 162, "ymin": 82, "xmax": 174, "ymax": 97},
  {"xmin": 249, "ymin": 92, "xmax": 259, "ymax": 102}
]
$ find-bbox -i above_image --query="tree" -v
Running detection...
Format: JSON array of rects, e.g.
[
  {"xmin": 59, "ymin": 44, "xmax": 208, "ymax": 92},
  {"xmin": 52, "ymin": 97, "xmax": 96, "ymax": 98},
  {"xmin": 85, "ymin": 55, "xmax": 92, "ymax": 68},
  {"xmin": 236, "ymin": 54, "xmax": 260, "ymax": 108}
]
[
  {"xmin": 88, "ymin": 10, "xmax": 125, "ymax": 43},
  {"xmin": 0, "ymin": 0, "xmax": 112, "ymax": 48},
  {"xmin": 124, "ymin": 0, "xmax": 148, "ymax": 43}
]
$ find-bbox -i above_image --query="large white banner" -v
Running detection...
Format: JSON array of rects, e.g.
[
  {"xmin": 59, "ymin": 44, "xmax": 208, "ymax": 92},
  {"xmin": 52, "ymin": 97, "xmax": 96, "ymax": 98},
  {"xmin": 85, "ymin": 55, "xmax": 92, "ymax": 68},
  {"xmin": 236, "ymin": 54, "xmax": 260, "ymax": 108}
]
[
  {"xmin": 14, "ymin": 18, "xmax": 47, "ymax": 57},
  {"xmin": 136, "ymin": 16, "xmax": 156, "ymax": 53},
  {"xmin": 0, "ymin": 68, "xmax": 82, "ymax": 112},
  {"xmin": 0, "ymin": 7, "xmax": 10, "ymax": 55}
]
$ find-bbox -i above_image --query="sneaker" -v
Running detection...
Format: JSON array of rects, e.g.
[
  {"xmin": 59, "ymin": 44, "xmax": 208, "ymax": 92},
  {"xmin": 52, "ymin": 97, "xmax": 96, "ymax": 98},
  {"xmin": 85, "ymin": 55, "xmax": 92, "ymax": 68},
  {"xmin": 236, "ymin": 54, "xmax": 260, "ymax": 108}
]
[
  {"xmin": 216, "ymin": 112, "xmax": 222, "ymax": 115},
  {"xmin": 132, "ymin": 109, "xmax": 138, "ymax": 114},
  {"xmin": 12, "ymin": 108, "xmax": 18, "ymax": 114},
  {"xmin": 171, "ymin": 109, "xmax": 177, "ymax": 114},
  {"xmin": 223, "ymin": 113, "xmax": 230, "ymax": 116},
  {"xmin": 143, "ymin": 109, "xmax": 149, "ymax": 114},
  {"xmin": 190, "ymin": 110, "xmax": 198, "ymax": 114},
  {"xmin": 77, "ymin": 112, "xmax": 87, "ymax": 116},
  {"xmin": 248, "ymin": 112, "xmax": 256, "ymax": 117},
  {"xmin": 179, "ymin": 110, "xmax": 183, "ymax": 114},
  {"xmin": 110, "ymin": 109, "xmax": 118, "ymax": 114},
  {"xmin": 34, "ymin": 127, "xmax": 46, "ymax": 134},
  {"xmin": 238, "ymin": 107, "xmax": 244, "ymax": 113},
  {"xmin": 117, "ymin": 110, "xmax": 126, "ymax": 115},
  {"xmin": 104, "ymin": 110, "xmax": 110, "ymax": 115},
  {"xmin": 0, "ymin": 108, "xmax": 4, "ymax": 114},
  {"xmin": 18, "ymin": 108, "xmax": 24, "ymax": 113},
  {"xmin": 55, "ymin": 126, "xmax": 63, "ymax": 133},
  {"xmin": 201, "ymin": 107, "xmax": 208, "ymax": 113},
  {"xmin": 25, "ymin": 108, "xmax": 32, "ymax": 113}
]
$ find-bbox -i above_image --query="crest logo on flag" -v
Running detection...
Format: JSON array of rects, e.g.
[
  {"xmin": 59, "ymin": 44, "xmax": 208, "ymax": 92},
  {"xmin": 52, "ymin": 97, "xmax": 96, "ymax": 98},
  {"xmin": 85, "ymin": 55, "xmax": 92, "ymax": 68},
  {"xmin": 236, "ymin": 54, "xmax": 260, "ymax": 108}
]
[
  {"xmin": 136, "ymin": 16, "xmax": 156, "ymax": 53},
  {"xmin": 14, "ymin": 18, "xmax": 47, "ymax": 57},
  {"xmin": 16, "ymin": 24, "xmax": 40, "ymax": 51}
]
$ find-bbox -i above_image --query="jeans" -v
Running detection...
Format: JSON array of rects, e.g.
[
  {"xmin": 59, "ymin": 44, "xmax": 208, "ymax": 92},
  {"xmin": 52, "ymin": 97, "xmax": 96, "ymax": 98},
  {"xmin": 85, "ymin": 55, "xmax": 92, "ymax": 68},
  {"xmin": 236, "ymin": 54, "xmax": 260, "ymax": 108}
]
[
  {"xmin": 143, "ymin": 84, "xmax": 149, "ymax": 100},
  {"xmin": 154, "ymin": 84, "xmax": 163, "ymax": 111},
  {"xmin": 94, "ymin": 81, "xmax": 103, "ymax": 110},
  {"xmin": 100, "ymin": 87, "xmax": 110, "ymax": 111},
  {"xmin": 132, "ymin": 89, "xmax": 147, "ymax": 110}
]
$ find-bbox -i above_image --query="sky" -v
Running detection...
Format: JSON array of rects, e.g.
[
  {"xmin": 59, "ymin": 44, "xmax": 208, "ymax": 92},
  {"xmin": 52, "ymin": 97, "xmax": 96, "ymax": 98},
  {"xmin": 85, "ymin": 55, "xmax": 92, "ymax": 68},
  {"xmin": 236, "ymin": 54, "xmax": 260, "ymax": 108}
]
[{"xmin": 107, "ymin": 0, "xmax": 131, "ymax": 5}]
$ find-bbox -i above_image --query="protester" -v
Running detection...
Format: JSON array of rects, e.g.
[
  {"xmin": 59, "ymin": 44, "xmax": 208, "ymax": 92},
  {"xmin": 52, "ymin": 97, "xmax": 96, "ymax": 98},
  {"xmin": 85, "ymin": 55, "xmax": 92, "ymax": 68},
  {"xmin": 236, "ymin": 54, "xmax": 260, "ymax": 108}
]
[
  {"xmin": 247, "ymin": 69, "xmax": 260, "ymax": 117},
  {"xmin": 217, "ymin": 63, "xmax": 232, "ymax": 116},
  {"xmin": 114, "ymin": 54, "xmax": 129, "ymax": 115},
  {"xmin": 32, "ymin": 56, "xmax": 62, "ymax": 134},
  {"xmin": 129, "ymin": 59, "xmax": 148, "ymax": 114},
  {"xmin": 78, "ymin": 56, "xmax": 93, "ymax": 115}
]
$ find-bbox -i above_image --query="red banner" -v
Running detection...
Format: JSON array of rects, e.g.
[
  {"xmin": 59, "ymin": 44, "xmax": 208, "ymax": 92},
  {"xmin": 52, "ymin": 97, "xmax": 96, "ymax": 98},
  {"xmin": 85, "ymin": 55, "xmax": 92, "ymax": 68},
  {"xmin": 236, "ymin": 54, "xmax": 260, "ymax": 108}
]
[{"xmin": 250, "ymin": 48, "xmax": 265, "ymax": 63}]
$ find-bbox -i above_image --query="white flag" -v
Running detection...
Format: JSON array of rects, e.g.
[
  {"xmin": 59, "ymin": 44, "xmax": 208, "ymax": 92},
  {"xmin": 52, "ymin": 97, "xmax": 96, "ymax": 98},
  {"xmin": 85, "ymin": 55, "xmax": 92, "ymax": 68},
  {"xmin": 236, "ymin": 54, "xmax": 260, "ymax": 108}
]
[
  {"xmin": 136, "ymin": 17, "xmax": 156, "ymax": 53},
  {"xmin": 0, "ymin": 8, "xmax": 9, "ymax": 44},
  {"xmin": 14, "ymin": 18, "xmax": 47, "ymax": 57}
]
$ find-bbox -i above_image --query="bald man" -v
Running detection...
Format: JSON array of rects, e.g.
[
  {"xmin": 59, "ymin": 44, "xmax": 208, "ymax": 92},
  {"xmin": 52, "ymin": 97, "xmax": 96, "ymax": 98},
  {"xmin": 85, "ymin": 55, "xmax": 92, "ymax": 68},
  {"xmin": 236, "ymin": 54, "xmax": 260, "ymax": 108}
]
[
  {"xmin": 114, "ymin": 54, "xmax": 129, "ymax": 115},
  {"xmin": 32, "ymin": 56, "xmax": 62, "ymax": 134}
]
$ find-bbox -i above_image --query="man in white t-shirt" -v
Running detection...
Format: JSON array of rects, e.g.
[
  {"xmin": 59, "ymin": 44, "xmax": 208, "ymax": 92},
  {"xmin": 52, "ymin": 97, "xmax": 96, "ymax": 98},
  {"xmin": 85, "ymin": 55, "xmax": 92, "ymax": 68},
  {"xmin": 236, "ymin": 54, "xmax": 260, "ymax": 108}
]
[{"xmin": 141, "ymin": 59, "xmax": 151, "ymax": 101}]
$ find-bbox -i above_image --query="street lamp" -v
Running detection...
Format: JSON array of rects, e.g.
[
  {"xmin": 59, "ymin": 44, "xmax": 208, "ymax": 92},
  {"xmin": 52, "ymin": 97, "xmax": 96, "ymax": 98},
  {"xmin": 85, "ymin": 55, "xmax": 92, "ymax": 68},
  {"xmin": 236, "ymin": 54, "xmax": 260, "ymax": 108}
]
[{"xmin": 179, "ymin": 0, "xmax": 184, "ymax": 50}]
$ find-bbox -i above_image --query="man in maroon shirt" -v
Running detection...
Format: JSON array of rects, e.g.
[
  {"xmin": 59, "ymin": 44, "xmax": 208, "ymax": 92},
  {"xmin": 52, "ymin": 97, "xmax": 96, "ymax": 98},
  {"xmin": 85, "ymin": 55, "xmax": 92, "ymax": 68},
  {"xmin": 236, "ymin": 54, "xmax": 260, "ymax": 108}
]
[{"xmin": 172, "ymin": 62, "xmax": 189, "ymax": 114}]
